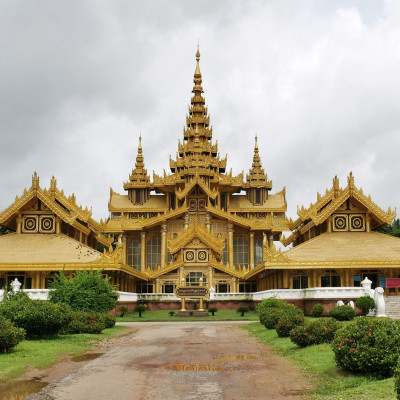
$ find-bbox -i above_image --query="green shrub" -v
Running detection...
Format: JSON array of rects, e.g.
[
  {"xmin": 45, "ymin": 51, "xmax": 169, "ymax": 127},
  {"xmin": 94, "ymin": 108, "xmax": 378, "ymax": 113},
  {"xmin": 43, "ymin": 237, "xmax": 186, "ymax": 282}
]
[
  {"xmin": 101, "ymin": 313, "xmax": 116, "ymax": 329},
  {"xmin": 259, "ymin": 308, "xmax": 284, "ymax": 329},
  {"xmin": 63, "ymin": 311, "xmax": 106, "ymax": 334},
  {"xmin": 169, "ymin": 311, "xmax": 175, "ymax": 317},
  {"xmin": 394, "ymin": 356, "xmax": 400, "ymax": 399},
  {"xmin": 117, "ymin": 306, "xmax": 129, "ymax": 317},
  {"xmin": 356, "ymin": 296, "xmax": 375, "ymax": 316},
  {"xmin": 208, "ymin": 307, "xmax": 218, "ymax": 316},
  {"xmin": 311, "ymin": 304, "xmax": 324, "ymax": 317},
  {"xmin": 290, "ymin": 318, "xmax": 340, "ymax": 347},
  {"xmin": 49, "ymin": 270, "xmax": 119, "ymax": 312},
  {"xmin": 332, "ymin": 317, "xmax": 400, "ymax": 378},
  {"xmin": 256, "ymin": 298, "xmax": 285, "ymax": 317},
  {"xmin": 0, "ymin": 316, "xmax": 25, "ymax": 353},
  {"xmin": 135, "ymin": 305, "xmax": 146, "ymax": 317},
  {"xmin": 0, "ymin": 299, "xmax": 72, "ymax": 338},
  {"xmin": 329, "ymin": 305, "xmax": 356, "ymax": 321},
  {"xmin": 275, "ymin": 305, "xmax": 304, "ymax": 337},
  {"xmin": 237, "ymin": 306, "xmax": 249, "ymax": 317}
]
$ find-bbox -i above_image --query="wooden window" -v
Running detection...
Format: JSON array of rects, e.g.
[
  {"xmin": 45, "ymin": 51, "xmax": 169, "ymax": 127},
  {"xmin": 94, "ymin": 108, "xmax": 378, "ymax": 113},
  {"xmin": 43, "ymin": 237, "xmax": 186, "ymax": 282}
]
[
  {"xmin": 292, "ymin": 270, "xmax": 308, "ymax": 289},
  {"xmin": 233, "ymin": 236, "xmax": 249, "ymax": 269},
  {"xmin": 147, "ymin": 236, "xmax": 161, "ymax": 270},
  {"xmin": 127, "ymin": 238, "xmax": 141, "ymax": 270},
  {"xmin": 185, "ymin": 272, "xmax": 207, "ymax": 287},
  {"xmin": 321, "ymin": 270, "xmax": 341, "ymax": 287},
  {"xmin": 254, "ymin": 238, "xmax": 263, "ymax": 266}
]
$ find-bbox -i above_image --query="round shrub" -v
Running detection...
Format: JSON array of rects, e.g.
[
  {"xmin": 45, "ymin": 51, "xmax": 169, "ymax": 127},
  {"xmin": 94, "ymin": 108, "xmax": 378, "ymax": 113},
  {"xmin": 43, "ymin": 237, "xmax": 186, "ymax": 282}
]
[
  {"xmin": 259, "ymin": 308, "xmax": 284, "ymax": 329},
  {"xmin": 332, "ymin": 317, "xmax": 400, "ymax": 378},
  {"xmin": 237, "ymin": 306, "xmax": 249, "ymax": 317},
  {"xmin": 356, "ymin": 296, "xmax": 375, "ymax": 316},
  {"xmin": 329, "ymin": 305, "xmax": 356, "ymax": 321},
  {"xmin": 275, "ymin": 305, "xmax": 304, "ymax": 337},
  {"xmin": 49, "ymin": 270, "xmax": 119, "ymax": 312},
  {"xmin": 64, "ymin": 311, "xmax": 106, "ymax": 334},
  {"xmin": 0, "ymin": 316, "xmax": 25, "ymax": 353},
  {"xmin": 311, "ymin": 304, "xmax": 324, "ymax": 317},
  {"xmin": 134, "ymin": 305, "xmax": 146, "ymax": 317},
  {"xmin": 256, "ymin": 298, "xmax": 285, "ymax": 317},
  {"xmin": 208, "ymin": 307, "xmax": 218, "ymax": 316},
  {"xmin": 290, "ymin": 318, "xmax": 340, "ymax": 347},
  {"xmin": 0, "ymin": 300, "xmax": 72, "ymax": 337},
  {"xmin": 101, "ymin": 313, "xmax": 116, "ymax": 329}
]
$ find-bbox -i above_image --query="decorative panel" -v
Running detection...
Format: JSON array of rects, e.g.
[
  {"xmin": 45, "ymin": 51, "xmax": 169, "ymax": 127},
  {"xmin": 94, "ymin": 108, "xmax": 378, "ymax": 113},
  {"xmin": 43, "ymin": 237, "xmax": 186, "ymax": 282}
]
[
  {"xmin": 39, "ymin": 215, "xmax": 55, "ymax": 233},
  {"xmin": 198, "ymin": 199, "xmax": 206, "ymax": 211},
  {"xmin": 22, "ymin": 215, "xmax": 38, "ymax": 233},
  {"xmin": 332, "ymin": 214, "xmax": 348, "ymax": 231},
  {"xmin": 349, "ymin": 214, "xmax": 366, "ymax": 232},
  {"xmin": 184, "ymin": 249, "xmax": 209, "ymax": 263}
]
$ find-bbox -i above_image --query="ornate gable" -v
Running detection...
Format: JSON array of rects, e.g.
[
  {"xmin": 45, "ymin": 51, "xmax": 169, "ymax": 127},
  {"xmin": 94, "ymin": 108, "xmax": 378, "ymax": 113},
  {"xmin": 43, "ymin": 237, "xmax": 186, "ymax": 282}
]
[{"xmin": 282, "ymin": 172, "xmax": 396, "ymax": 246}]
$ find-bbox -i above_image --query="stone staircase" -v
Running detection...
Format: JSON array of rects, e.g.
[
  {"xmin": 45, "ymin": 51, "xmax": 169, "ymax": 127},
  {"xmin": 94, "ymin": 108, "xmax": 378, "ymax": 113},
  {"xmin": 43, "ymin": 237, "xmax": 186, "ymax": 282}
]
[{"xmin": 384, "ymin": 296, "xmax": 400, "ymax": 319}]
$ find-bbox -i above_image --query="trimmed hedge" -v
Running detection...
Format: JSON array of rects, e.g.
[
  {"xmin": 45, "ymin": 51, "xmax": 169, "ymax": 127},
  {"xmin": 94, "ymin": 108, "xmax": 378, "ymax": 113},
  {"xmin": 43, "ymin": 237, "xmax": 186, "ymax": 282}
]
[
  {"xmin": 0, "ymin": 316, "xmax": 25, "ymax": 353},
  {"xmin": 256, "ymin": 298, "xmax": 285, "ymax": 316},
  {"xmin": 311, "ymin": 304, "xmax": 324, "ymax": 317},
  {"xmin": 329, "ymin": 305, "xmax": 356, "ymax": 321},
  {"xmin": 356, "ymin": 296, "xmax": 375, "ymax": 316},
  {"xmin": 0, "ymin": 299, "xmax": 72, "ymax": 337},
  {"xmin": 394, "ymin": 356, "xmax": 400, "ymax": 399},
  {"xmin": 63, "ymin": 311, "xmax": 106, "ymax": 334},
  {"xmin": 259, "ymin": 308, "xmax": 284, "ymax": 329},
  {"xmin": 102, "ymin": 314, "xmax": 116, "ymax": 329},
  {"xmin": 275, "ymin": 305, "xmax": 304, "ymax": 337},
  {"xmin": 290, "ymin": 318, "xmax": 340, "ymax": 347},
  {"xmin": 332, "ymin": 317, "xmax": 400, "ymax": 378}
]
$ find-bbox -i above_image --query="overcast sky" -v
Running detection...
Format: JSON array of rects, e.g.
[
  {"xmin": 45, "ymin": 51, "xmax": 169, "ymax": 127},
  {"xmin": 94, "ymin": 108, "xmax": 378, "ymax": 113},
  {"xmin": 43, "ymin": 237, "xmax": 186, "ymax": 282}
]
[{"xmin": 1, "ymin": 1, "xmax": 399, "ymax": 243}]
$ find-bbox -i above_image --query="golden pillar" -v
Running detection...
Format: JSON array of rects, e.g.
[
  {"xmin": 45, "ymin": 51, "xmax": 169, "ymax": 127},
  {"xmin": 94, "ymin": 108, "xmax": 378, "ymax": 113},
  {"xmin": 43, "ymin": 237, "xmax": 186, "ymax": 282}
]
[
  {"xmin": 122, "ymin": 235, "xmax": 127, "ymax": 265},
  {"xmin": 161, "ymin": 224, "xmax": 167, "ymax": 269},
  {"xmin": 155, "ymin": 277, "xmax": 161, "ymax": 293},
  {"xmin": 249, "ymin": 233, "xmax": 254, "ymax": 269},
  {"xmin": 283, "ymin": 270, "xmax": 289, "ymax": 289},
  {"xmin": 228, "ymin": 223, "xmax": 234, "ymax": 268},
  {"xmin": 16, "ymin": 215, "xmax": 22, "ymax": 234},
  {"xmin": 140, "ymin": 232, "xmax": 146, "ymax": 271},
  {"xmin": 327, "ymin": 217, "xmax": 332, "ymax": 233}
]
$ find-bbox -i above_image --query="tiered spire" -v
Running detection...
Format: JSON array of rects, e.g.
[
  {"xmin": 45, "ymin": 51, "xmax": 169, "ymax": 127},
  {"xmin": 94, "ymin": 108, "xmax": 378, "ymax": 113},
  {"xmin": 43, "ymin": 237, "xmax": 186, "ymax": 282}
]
[
  {"xmin": 124, "ymin": 136, "xmax": 151, "ymax": 190},
  {"xmin": 169, "ymin": 47, "xmax": 227, "ymax": 178},
  {"xmin": 246, "ymin": 136, "xmax": 272, "ymax": 188}
]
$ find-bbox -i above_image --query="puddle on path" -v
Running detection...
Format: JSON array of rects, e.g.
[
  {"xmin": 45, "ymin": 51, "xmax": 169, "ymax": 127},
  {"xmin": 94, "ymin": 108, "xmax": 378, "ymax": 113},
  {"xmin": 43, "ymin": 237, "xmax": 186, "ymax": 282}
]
[
  {"xmin": 0, "ymin": 378, "xmax": 47, "ymax": 400},
  {"xmin": 162, "ymin": 364, "xmax": 234, "ymax": 371},
  {"xmin": 216, "ymin": 355, "xmax": 258, "ymax": 360},
  {"xmin": 164, "ymin": 341, "xmax": 202, "ymax": 345},
  {"xmin": 71, "ymin": 352, "xmax": 102, "ymax": 362}
]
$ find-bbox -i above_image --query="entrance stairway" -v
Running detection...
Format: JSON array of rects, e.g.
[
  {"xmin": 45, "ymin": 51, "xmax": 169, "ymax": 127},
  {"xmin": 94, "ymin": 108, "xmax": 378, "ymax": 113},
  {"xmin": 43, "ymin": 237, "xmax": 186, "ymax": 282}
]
[{"xmin": 384, "ymin": 296, "xmax": 400, "ymax": 319}]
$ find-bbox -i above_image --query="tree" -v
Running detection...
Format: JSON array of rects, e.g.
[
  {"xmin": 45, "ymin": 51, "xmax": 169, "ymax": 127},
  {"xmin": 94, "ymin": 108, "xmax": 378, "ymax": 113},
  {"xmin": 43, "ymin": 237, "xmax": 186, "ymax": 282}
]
[
  {"xmin": 134, "ymin": 305, "xmax": 146, "ymax": 317},
  {"xmin": 0, "ymin": 226, "xmax": 13, "ymax": 236},
  {"xmin": 377, "ymin": 219, "xmax": 400, "ymax": 238},
  {"xmin": 49, "ymin": 270, "xmax": 119, "ymax": 312},
  {"xmin": 237, "ymin": 306, "xmax": 249, "ymax": 317}
]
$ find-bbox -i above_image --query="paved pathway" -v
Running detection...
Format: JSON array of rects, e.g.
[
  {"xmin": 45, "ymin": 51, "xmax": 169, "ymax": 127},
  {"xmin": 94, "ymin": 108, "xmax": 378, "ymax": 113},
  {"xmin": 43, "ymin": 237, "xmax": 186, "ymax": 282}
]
[{"xmin": 31, "ymin": 322, "xmax": 311, "ymax": 400}]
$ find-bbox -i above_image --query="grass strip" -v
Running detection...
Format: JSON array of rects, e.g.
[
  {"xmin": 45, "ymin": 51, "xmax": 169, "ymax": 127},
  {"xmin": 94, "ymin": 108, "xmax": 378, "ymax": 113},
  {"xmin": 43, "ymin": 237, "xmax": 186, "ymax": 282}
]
[
  {"xmin": 243, "ymin": 322, "xmax": 396, "ymax": 400},
  {"xmin": 0, "ymin": 325, "xmax": 126, "ymax": 382},
  {"xmin": 117, "ymin": 309, "xmax": 259, "ymax": 322}
]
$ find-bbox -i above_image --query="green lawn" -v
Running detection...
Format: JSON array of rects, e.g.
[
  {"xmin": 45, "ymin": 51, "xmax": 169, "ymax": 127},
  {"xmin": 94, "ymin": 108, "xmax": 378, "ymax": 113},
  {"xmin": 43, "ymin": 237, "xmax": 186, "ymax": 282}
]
[
  {"xmin": 243, "ymin": 322, "xmax": 396, "ymax": 400},
  {"xmin": 117, "ymin": 309, "xmax": 259, "ymax": 322},
  {"xmin": 0, "ymin": 326, "xmax": 126, "ymax": 382}
]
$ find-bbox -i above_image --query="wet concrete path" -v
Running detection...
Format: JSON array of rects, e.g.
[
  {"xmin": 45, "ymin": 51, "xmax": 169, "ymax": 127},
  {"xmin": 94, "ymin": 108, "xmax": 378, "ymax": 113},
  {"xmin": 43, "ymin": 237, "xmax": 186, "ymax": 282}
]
[{"xmin": 29, "ymin": 322, "xmax": 311, "ymax": 400}]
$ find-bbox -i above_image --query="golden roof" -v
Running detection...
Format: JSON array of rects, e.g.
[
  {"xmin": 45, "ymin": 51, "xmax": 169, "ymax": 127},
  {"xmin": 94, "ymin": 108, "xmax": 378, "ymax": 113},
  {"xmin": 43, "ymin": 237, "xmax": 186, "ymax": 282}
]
[
  {"xmin": 0, "ymin": 233, "xmax": 100, "ymax": 264},
  {"xmin": 109, "ymin": 191, "xmax": 168, "ymax": 212},
  {"xmin": 285, "ymin": 232, "xmax": 400, "ymax": 263},
  {"xmin": 123, "ymin": 135, "xmax": 152, "ymax": 190},
  {"xmin": 229, "ymin": 193, "xmax": 286, "ymax": 211},
  {"xmin": 245, "ymin": 136, "xmax": 272, "ymax": 189},
  {"xmin": 0, "ymin": 173, "xmax": 111, "ymax": 247}
]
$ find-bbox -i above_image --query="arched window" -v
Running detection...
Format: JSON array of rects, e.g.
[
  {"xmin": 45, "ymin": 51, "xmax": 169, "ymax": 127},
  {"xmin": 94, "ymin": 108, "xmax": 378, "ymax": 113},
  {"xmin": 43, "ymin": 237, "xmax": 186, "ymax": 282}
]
[
  {"xmin": 233, "ymin": 236, "xmax": 248, "ymax": 268},
  {"xmin": 321, "ymin": 270, "xmax": 341, "ymax": 287},
  {"xmin": 147, "ymin": 236, "xmax": 161, "ymax": 270},
  {"xmin": 292, "ymin": 270, "xmax": 308, "ymax": 289},
  {"xmin": 127, "ymin": 238, "xmax": 141, "ymax": 270},
  {"xmin": 185, "ymin": 272, "xmax": 207, "ymax": 286},
  {"xmin": 254, "ymin": 238, "xmax": 263, "ymax": 266}
]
